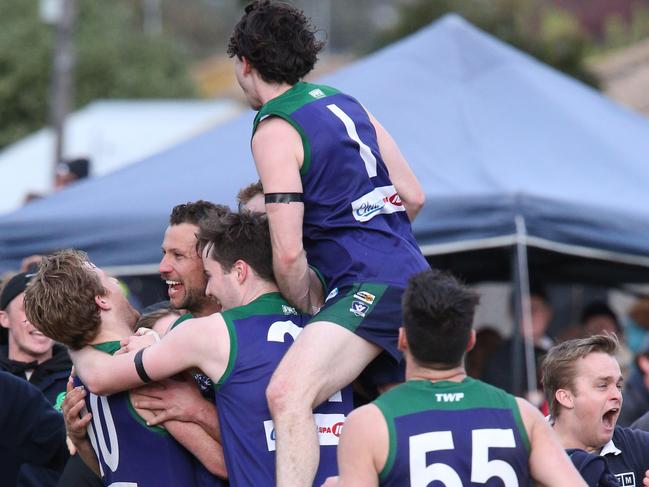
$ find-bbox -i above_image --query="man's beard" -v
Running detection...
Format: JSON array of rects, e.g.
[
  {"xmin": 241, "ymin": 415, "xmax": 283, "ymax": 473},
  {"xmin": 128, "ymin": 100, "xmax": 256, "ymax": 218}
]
[{"xmin": 177, "ymin": 285, "xmax": 214, "ymax": 314}]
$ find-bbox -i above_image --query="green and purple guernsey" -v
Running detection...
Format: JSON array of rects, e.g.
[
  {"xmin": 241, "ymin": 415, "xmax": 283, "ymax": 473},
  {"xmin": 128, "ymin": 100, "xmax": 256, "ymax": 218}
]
[
  {"xmin": 215, "ymin": 293, "xmax": 352, "ymax": 487},
  {"xmin": 375, "ymin": 378, "xmax": 531, "ymax": 487},
  {"xmin": 252, "ymin": 82, "xmax": 429, "ymax": 292},
  {"xmin": 75, "ymin": 342, "xmax": 222, "ymax": 487}
]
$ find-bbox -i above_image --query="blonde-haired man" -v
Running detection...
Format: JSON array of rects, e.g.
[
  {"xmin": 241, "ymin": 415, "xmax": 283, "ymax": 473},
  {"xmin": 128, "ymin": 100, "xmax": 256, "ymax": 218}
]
[{"xmin": 542, "ymin": 334, "xmax": 649, "ymax": 487}]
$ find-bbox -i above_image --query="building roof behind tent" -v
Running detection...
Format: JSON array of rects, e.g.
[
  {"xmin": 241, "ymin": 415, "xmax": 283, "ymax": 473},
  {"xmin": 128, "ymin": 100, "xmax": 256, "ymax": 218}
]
[{"xmin": 0, "ymin": 98, "xmax": 242, "ymax": 214}]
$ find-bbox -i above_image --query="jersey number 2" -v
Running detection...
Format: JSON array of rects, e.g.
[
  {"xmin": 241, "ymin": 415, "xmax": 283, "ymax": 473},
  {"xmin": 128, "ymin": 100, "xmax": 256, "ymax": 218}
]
[
  {"xmin": 410, "ymin": 428, "xmax": 519, "ymax": 486},
  {"xmin": 267, "ymin": 320, "xmax": 342, "ymax": 403}
]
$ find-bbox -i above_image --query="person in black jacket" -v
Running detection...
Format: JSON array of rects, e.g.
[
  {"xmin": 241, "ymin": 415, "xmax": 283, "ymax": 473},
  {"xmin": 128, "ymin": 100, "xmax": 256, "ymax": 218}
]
[
  {"xmin": 0, "ymin": 271, "xmax": 72, "ymax": 486},
  {"xmin": 0, "ymin": 272, "xmax": 72, "ymax": 406},
  {"xmin": 0, "ymin": 371, "xmax": 67, "ymax": 486}
]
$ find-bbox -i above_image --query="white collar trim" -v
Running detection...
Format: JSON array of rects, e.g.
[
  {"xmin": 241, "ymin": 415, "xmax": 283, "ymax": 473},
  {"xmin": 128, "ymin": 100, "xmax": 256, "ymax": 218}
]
[{"xmin": 599, "ymin": 438, "xmax": 622, "ymax": 456}]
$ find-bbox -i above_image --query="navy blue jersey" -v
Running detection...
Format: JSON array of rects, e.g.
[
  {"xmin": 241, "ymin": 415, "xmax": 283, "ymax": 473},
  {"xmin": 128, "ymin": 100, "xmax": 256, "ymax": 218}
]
[
  {"xmin": 76, "ymin": 342, "xmax": 207, "ymax": 486},
  {"xmin": 374, "ymin": 378, "xmax": 531, "ymax": 486},
  {"xmin": 253, "ymin": 82, "xmax": 429, "ymax": 292},
  {"xmin": 603, "ymin": 426, "xmax": 649, "ymax": 487},
  {"xmin": 215, "ymin": 293, "xmax": 353, "ymax": 486}
]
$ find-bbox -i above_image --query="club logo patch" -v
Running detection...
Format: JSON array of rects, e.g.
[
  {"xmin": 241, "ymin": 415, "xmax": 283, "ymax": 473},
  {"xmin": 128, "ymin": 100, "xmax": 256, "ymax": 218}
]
[
  {"xmin": 349, "ymin": 300, "xmax": 368, "ymax": 317},
  {"xmin": 353, "ymin": 291, "xmax": 375, "ymax": 305}
]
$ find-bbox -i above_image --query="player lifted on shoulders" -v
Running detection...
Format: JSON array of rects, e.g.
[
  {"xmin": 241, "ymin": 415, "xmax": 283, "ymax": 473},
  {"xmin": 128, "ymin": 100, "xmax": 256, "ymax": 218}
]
[{"xmin": 228, "ymin": 2, "xmax": 429, "ymax": 485}]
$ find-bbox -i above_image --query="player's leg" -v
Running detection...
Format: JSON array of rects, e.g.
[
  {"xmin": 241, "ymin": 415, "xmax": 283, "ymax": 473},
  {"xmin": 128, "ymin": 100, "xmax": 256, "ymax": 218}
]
[{"xmin": 267, "ymin": 320, "xmax": 380, "ymax": 487}]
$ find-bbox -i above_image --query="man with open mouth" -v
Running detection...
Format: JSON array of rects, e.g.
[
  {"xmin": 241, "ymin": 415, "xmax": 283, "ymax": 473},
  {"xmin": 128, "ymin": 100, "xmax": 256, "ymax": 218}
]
[{"xmin": 542, "ymin": 334, "xmax": 649, "ymax": 487}]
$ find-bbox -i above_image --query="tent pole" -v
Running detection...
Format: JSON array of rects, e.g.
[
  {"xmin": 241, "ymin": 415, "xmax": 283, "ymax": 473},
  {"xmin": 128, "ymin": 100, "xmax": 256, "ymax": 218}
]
[{"xmin": 512, "ymin": 215, "xmax": 536, "ymax": 399}]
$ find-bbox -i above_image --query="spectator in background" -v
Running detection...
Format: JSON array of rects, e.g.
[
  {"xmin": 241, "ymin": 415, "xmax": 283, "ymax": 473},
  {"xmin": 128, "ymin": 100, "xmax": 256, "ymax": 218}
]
[
  {"xmin": 54, "ymin": 157, "xmax": 90, "ymax": 190},
  {"xmin": 618, "ymin": 338, "xmax": 649, "ymax": 428},
  {"xmin": 580, "ymin": 301, "xmax": 632, "ymax": 377},
  {"xmin": 625, "ymin": 297, "xmax": 649, "ymax": 355},
  {"xmin": 0, "ymin": 271, "xmax": 71, "ymax": 406},
  {"xmin": 23, "ymin": 157, "xmax": 91, "ymax": 204},
  {"xmin": 483, "ymin": 283, "xmax": 554, "ymax": 401},
  {"xmin": 465, "ymin": 326, "xmax": 503, "ymax": 380},
  {"xmin": 0, "ymin": 271, "xmax": 72, "ymax": 486},
  {"xmin": 542, "ymin": 334, "xmax": 649, "ymax": 486}
]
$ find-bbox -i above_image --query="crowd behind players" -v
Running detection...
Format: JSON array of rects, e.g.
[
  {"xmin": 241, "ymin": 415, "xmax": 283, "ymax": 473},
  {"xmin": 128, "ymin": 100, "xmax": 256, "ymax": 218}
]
[{"xmin": 2, "ymin": 189, "xmax": 649, "ymax": 486}]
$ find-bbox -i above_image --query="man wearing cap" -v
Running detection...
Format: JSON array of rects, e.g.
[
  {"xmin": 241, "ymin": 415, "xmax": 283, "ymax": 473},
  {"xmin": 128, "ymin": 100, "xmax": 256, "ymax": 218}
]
[
  {"xmin": 55, "ymin": 157, "xmax": 91, "ymax": 190},
  {"xmin": 0, "ymin": 271, "xmax": 72, "ymax": 406},
  {"xmin": 0, "ymin": 271, "xmax": 72, "ymax": 487}
]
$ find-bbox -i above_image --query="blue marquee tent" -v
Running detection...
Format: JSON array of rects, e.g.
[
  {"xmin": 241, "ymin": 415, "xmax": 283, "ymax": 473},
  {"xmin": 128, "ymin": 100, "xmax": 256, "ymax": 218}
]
[{"xmin": 2, "ymin": 14, "xmax": 649, "ymax": 283}]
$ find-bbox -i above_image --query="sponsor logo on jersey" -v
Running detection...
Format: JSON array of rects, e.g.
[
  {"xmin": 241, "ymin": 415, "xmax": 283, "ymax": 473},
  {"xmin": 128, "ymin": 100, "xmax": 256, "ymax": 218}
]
[
  {"xmin": 282, "ymin": 304, "xmax": 298, "ymax": 316},
  {"xmin": 319, "ymin": 421, "xmax": 344, "ymax": 438},
  {"xmin": 435, "ymin": 392, "xmax": 464, "ymax": 402},
  {"xmin": 326, "ymin": 287, "xmax": 339, "ymax": 302},
  {"xmin": 309, "ymin": 88, "xmax": 326, "ymax": 99},
  {"xmin": 264, "ymin": 414, "xmax": 346, "ymax": 451},
  {"xmin": 351, "ymin": 185, "xmax": 406, "ymax": 223},
  {"xmin": 349, "ymin": 300, "xmax": 368, "ymax": 317},
  {"xmin": 353, "ymin": 291, "xmax": 376, "ymax": 305},
  {"xmin": 616, "ymin": 472, "xmax": 635, "ymax": 486}
]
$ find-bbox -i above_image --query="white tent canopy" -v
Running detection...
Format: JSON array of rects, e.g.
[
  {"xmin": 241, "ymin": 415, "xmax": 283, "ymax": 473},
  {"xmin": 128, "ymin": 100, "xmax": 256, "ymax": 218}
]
[{"xmin": 0, "ymin": 99, "xmax": 241, "ymax": 214}]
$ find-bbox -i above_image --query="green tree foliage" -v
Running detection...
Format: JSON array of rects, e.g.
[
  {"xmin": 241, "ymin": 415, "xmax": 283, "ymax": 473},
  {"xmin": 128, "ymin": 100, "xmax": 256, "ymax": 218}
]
[
  {"xmin": 0, "ymin": 0, "xmax": 197, "ymax": 149},
  {"xmin": 373, "ymin": 0, "xmax": 599, "ymax": 88}
]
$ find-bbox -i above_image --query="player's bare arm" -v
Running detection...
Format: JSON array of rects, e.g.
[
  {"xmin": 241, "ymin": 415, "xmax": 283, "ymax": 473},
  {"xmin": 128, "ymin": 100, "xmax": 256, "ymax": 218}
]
[
  {"xmin": 327, "ymin": 404, "xmax": 386, "ymax": 487},
  {"xmin": 153, "ymin": 414, "xmax": 227, "ymax": 478},
  {"xmin": 132, "ymin": 377, "xmax": 221, "ymax": 441},
  {"xmin": 253, "ymin": 117, "xmax": 323, "ymax": 312},
  {"xmin": 71, "ymin": 315, "xmax": 230, "ymax": 396},
  {"xmin": 517, "ymin": 398, "xmax": 587, "ymax": 487},
  {"xmin": 368, "ymin": 112, "xmax": 425, "ymax": 221}
]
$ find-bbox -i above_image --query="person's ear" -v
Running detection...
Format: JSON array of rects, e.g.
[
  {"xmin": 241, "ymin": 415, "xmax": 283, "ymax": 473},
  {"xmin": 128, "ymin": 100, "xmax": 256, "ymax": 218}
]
[
  {"xmin": 95, "ymin": 295, "xmax": 110, "ymax": 311},
  {"xmin": 398, "ymin": 327, "xmax": 407, "ymax": 352},
  {"xmin": 555, "ymin": 388, "xmax": 574, "ymax": 410},
  {"xmin": 466, "ymin": 329, "xmax": 476, "ymax": 353},
  {"xmin": 241, "ymin": 56, "xmax": 252, "ymax": 75},
  {"xmin": 235, "ymin": 260, "xmax": 247, "ymax": 283},
  {"xmin": 0, "ymin": 310, "xmax": 9, "ymax": 329}
]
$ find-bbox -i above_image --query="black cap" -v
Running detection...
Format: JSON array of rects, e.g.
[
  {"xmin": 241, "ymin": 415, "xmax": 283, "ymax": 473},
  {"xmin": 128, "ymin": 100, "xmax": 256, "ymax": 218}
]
[
  {"xmin": 0, "ymin": 272, "xmax": 35, "ymax": 310},
  {"xmin": 57, "ymin": 158, "xmax": 90, "ymax": 180}
]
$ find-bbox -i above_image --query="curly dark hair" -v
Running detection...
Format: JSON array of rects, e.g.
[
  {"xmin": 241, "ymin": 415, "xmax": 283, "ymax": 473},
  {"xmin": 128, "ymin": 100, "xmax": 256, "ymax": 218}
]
[
  {"xmin": 227, "ymin": 0, "xmax": 325, "ymax": 85},
  {"xmin": 169, "ymin": 200, "xmax": 229, "ymax": 226}
]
